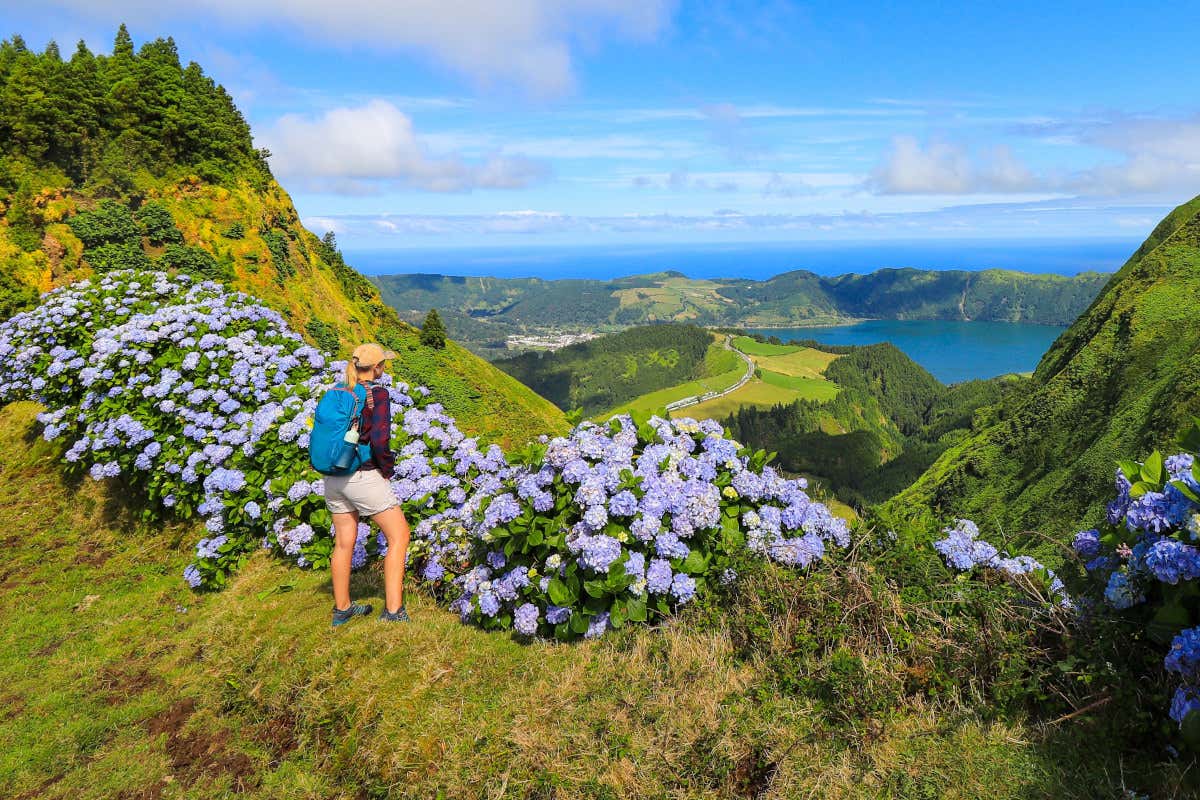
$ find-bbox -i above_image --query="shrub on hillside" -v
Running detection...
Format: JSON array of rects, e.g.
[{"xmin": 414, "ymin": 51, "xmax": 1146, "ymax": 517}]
[
  {"xmin": 67, "ymin": 200, "xmax": 139, "ymax": 248},
  {"xmin": 420, "ymin": 308, "xmax": 447, "ymax": 349},
  {"xmin": 136, "ymin": 201, "xmax": 183, "ymax": 245},
  {"xmin": 441, "ymin": 415, "xmax": 849, "ymax": 640},
  {"xmin": 84, "ymin": 241, "xmax": 154, "ymax": 272},
  {"xmin": 160, "ymin": 243, "xmax": 232, "ymax": 282}
]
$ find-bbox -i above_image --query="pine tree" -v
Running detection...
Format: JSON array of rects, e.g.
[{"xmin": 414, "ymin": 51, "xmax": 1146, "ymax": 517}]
[{"xmin": 420, "ymin": 308, "xmax": 447, "ymax": 349}]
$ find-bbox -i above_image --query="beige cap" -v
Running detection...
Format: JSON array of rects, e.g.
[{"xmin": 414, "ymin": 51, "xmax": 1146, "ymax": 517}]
[{"xmin": 351, "ymin": 342, "xmax": 398, "ymax": 367}]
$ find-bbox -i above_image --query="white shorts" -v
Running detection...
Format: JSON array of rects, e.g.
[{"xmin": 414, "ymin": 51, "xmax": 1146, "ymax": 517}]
[{"xmin": 323, "ymin": 469, "xmax": 399, "ymax": 516}]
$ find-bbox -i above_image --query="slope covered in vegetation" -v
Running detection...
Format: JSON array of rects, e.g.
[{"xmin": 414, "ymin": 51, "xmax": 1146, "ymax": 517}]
[
  {"xmin": 725, "ymin": 342, "xmax": 1028, "ymax": 508},
  {"xmin": 372, "ymin": 268, "xmax": 1111, "ymax": 355},
  {"xmin": 3, "ymin": 399, "xmax": 1187, "ymax": 799},
  {"xmin": 0, "ymin": 28, "xmax": 566, "ymax": 444},
  {"xmin": 891, "ymin": 194, "xmax": 1200, "ymax": 539}
]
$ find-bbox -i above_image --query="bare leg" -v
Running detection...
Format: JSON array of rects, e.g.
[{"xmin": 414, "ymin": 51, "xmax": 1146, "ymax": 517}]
[
  {"xmin": 372, "ymin": 505, "xmax": 411, "ymax": 613},
  {"xmin": 330, "ymin": 511, "xmax": 360, "ymax": 610}
]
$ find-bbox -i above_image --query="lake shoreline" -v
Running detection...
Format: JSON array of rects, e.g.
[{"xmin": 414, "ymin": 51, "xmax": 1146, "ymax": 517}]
[
  {"xmin": 745, "ymin": 317, "xmax": 1068, "ymax": 331},
  {"xmin": 743, "ymin": 320, "xmax": 1066, "ymax": 384}
]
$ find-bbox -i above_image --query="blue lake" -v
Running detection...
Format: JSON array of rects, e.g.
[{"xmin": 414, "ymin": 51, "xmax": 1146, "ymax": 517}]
[{"xmin": 744, "ymin": 321, "xmax": 1065, "ymax": 384}]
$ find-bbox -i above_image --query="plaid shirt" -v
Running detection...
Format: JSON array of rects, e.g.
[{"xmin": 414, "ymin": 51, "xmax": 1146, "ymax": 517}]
[{"xmin": 358, "ymin": 382, "xmax": 395, "ymax": 479}]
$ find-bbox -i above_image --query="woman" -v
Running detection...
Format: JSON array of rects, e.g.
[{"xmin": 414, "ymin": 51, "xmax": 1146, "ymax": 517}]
[{"xmin": 325, "ymin": 343, "xmax": 412, "ymax": 626}]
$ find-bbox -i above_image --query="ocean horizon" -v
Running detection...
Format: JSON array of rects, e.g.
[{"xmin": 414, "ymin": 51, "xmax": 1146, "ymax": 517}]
[{"xmin": 344, "ymin": 238, "xmax": 1136, "ymax": 281}]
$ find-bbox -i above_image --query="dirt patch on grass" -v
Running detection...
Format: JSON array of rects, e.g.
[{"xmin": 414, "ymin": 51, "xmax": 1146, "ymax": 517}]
[
  {"xmin": 116, "ymin": 783, "xmax": 164, "ymax": 800},
  {"xmin": 13, "ymin": 773, "xmax": 64, "ymax": 800},
  {"xmin": 145, "ymin": 699, "xmax": 259, "ymax": 792},
  {"xmin": 75, "ymin": 541, "xmax": 111, "ymax": 567},
  {"xmin": 254, "ymin": 710, "xmax": 301, "ymax": 765},
  {"xmin": 729, "ymin": 748, "xmax": 778, "ymax": 799},
  {"xmin": 34, "ymin": 637, "xmax": 63, "ymax": 657},
  {"xmin": 0, "ymin": 692, "xmax": 25, "ymax": 721},
  {"xmin": 95, "ymin": 665, "xmax": 164, "ymax": 705}
]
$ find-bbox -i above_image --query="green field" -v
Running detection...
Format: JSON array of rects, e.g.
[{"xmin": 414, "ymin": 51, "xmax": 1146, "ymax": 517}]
[
  {"xmin": 613, "ymin": 336, "xmax": 845, "ymax": 422},
  {"xmin": 680, "ymin": 377, "xmax": 806, "ymax": 421},
  {"xmin": 758, "ymin": 368, "xmax": 841, "ymax": 401},
  {"xmin": 731, "ymin": 335, "xmax": 800, "ymax": 356},
  {"xmin": 598, "ymin": 334, "xmax": 746, "ymax": 418},
  {"xmin": 756, "ymin": 346, "xmax": 840, "ymax": 379},
  {"xmin": 604, "ymin": 365, "xmax": 746, "ymax": 418},
  {"xmin": 703, "ymin": 338, "xmax": 741, "ymax": 374}
]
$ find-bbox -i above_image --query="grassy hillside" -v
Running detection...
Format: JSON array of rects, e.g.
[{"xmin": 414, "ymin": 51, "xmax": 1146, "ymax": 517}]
[
  {"xmin": 684, "ymin": 339, "xmax": 840, "ymax": 421},
  {"xmin": 0, "ymin": 29, "xmax": 566, "ymax": 445},
  {"xmin": 2, "ymin": 400, "xmax": 1179, "ymax": 799},
  {"xmin": 890, "ymin": 194, "xmax": 1200, "ymax": 541},
  {"xmin": 372, "ymin": 268, "xmax": 1111, "ymax": 356}
]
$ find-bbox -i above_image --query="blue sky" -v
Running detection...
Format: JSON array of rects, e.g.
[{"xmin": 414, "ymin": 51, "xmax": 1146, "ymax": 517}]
[{"xmin": 8, "ymin": 1, "xmax": 1200, "ymax": 250}]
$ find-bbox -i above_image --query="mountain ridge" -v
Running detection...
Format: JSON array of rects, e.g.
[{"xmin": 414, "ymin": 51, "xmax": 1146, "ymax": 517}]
[{"xmin": 371, "ymin": 266, "xmax": 1111, "ymax": 356}]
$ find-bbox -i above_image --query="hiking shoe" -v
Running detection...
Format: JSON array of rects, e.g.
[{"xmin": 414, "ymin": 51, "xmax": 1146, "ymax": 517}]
[
  {"xmin": 332, "ymin": 602, "xmax": 373, "ymax": 627},
  {"xmin": 379, "ymin": 606, "xmax": 410, "ymax": 623}
]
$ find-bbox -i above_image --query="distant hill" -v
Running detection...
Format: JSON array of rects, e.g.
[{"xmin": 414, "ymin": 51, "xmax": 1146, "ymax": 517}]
[
  {"xmin": 0, "ymin": 28, "xmax": 566, "ymax": 444},
  {"xmin": 888, "ymin": 194, "xmax": 1200, "ymax": 538},
  {"xmin": 493, "ymin": 323, "xmax": 735, "ymax": 416},
  {"xmin": 372, "ymin": 268, "xmax": 1111, "ymax": 356}
]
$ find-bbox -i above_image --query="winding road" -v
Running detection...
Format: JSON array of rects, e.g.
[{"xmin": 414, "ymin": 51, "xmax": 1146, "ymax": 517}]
[{"xmin": 665, "ymin": 335, "xmax": 755, "ymax": 412}]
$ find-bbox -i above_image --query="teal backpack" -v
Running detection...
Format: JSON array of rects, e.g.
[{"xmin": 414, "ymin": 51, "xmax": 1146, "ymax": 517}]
[{"xmin": 309, "ymin": 382, "xmax": 373, "ymax": 475}]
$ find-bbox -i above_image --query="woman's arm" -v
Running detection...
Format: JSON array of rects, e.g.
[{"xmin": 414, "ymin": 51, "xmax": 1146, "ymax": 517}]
[{"xmin": 366, "ymin": 385, "xmax": 396, "ymax": 479}]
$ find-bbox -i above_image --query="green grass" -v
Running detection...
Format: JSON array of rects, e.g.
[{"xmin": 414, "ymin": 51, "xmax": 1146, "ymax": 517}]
[
  {"xmin": 758, "ymin": 369, "xmax": 841, "ymax": 401},
  {"xmin": 756, "ymin": 346, "xmax": 840, "ymax": 379},
  {"xmin": 731, "ymin": 335, "xmax": 799, "ymax": 357},
  {"xmin": 703, "ymin": 336, "xmax": 741, "ymax": 374},
  {"xmin": 680, "ymin": 378, "xmax": 805, "ymax": 421},
  {"xmin": 604, "ymin": 365, "xmax": 746, "ymax": 418}
]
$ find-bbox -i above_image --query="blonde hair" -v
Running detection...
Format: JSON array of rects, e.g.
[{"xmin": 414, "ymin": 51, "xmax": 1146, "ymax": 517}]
[{"xmin": 344, "ymin": 357, "xmax": 374, "ymax": 390}]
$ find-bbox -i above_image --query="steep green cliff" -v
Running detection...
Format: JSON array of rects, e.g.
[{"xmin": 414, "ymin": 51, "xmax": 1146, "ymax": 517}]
[{"xmin": 889, "ymin": 195, "xmax": 1200, "ymax": 537}]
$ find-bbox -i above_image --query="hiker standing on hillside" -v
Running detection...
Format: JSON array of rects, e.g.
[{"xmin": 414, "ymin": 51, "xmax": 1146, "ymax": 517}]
[{"xmin": 317, "ymin": 343, "xmax": 412, "ymax": 626}]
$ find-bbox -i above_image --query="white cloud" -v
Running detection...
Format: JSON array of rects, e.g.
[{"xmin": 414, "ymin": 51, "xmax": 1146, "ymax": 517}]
[
  {"xmin": 260, "ymin": 99, "xmax": 549, "ymax": 193},
  {"xmin": 40, "ymin": 0, "xmax": 674, "ymax": 96},
  {"xmin": 315, "ymin": 198, "xmax": 1173, "ymax": 243},
  {"xmin": 302, "ymin": 216, "xmax": 343, "ymax": 234},
  {"xmin": 873, "ymin": 115, "xmax": 1200, "ymax": 197},
  {"xmin": 869, "ymin": 137, "xmax": 1037, "ymax": 194}
]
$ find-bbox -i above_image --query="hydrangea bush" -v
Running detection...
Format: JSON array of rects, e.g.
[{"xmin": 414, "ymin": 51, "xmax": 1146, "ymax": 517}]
[
  {"xmin": 0, "ymin": 271, "xmax": 509, "ymax": 590},
  {"xmin": 447, "ymin": 415, "xmax": 850, "ymax": 640},
  {"xmin": 1067, "ymin": 428, "xmax": 1200, "ymax": 739},
  {"xmin": 934, "ymin": 423, "xmax": 1200, "ymax": 743},
  {"xmin": 0, "ymin": 269, "xmax": 853, "ymax": 640},
  {"xmin": 933, "ymin": 518, "xmax": 1071, "ymax": 608}
]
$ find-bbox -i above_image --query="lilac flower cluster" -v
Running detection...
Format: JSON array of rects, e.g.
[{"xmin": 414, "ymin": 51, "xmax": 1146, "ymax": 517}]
[
  {"xmin": 1072, "ymin": 449, "xmax": 1200, "ymax": 731},
  {"xmin": 933, "ymin": 519, "xmax": 1071, "ymax": 607},
  {"xmin": 449, "ymin": 414, "xmax": 850, "ymax": 640},
  {"xmin": 0, "ymin": 271, "xmax": 509, "ymax": 590}
]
